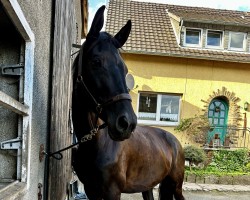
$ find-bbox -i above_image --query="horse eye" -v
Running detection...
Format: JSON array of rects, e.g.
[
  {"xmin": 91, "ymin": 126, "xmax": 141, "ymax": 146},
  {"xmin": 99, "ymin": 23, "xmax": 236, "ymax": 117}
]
[{"xmin": 91, "ymin": 58, "xmax": 101, "ymax": 67}]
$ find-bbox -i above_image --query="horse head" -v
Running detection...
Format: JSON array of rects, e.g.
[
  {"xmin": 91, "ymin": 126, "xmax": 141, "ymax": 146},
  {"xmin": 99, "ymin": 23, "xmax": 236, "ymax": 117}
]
[{"xmin": 74, "ymin": 5, "xmax": 137, "ymax": 141}]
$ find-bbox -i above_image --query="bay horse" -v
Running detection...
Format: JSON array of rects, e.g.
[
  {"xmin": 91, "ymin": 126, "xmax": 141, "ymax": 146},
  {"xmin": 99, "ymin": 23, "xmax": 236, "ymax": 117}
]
[{"xmin": 72, "ymin": 5, "xmax": 185, "ymax": 200}]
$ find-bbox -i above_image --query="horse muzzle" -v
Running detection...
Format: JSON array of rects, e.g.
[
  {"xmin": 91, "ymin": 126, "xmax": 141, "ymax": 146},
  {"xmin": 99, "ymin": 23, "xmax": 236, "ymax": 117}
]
[{"xmin": 108, "ymin": 113, "xmax": 137, "ymax": 141}]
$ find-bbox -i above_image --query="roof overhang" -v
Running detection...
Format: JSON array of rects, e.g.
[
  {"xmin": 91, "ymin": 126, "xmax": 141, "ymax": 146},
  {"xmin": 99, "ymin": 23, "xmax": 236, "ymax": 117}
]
[
  {"xmin": 182, "ymin": 19, "xmax": 250, "ymax": 28},
  {"xmin": 120, "ymin": 49, "xmax": 250, "ymax": 64}
]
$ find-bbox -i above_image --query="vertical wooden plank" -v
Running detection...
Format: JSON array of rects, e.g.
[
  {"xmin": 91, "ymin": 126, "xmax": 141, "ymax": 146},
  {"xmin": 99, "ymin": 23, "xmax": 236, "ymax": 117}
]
[{"xmin": 48, "ymin": 0, "xmax": 75, "ymax": 199}]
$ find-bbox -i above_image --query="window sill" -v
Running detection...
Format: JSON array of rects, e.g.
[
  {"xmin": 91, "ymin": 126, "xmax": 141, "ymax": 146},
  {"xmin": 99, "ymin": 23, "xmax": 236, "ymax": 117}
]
[
  {"xmin": 205, "ymin": 46, "xmax": 223, "ymax": 50},
  {"xmin": 138, "ymin": 120, "xmax": 178, "ymax": 127},
  {"xmin": 0, "ymin": 181, "xmax": 27, "ymax": 200},
  {"xmin": 183, "ymin": 44, "xmax": 202, "ymax": 48},
  {"xmin": 228, "ymin": 48, "xmax": 245, "ymax": 52}
]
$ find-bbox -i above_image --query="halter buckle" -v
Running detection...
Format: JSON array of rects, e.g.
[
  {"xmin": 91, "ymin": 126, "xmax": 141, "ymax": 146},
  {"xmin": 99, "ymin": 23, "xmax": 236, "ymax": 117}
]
[
  {"xmin": 76, "ymin": 75, "xmax": 83, "ymax": 83},
  {"xmin": 96, "ymin": 104, "xmax": 102, "ymax": 114}
]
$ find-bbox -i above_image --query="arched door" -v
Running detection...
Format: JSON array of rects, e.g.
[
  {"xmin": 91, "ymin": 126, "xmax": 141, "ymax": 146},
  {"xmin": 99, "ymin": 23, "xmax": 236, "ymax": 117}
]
[{"xmin": 207, "ymin": 98, "xmax": 228, "ymax": 146}]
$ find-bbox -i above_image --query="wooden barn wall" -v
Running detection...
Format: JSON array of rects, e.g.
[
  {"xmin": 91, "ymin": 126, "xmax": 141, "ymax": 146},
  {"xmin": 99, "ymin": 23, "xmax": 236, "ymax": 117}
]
[{"xmin": 48, "ymin": 0, "xmax": 76, "ymax": 199}]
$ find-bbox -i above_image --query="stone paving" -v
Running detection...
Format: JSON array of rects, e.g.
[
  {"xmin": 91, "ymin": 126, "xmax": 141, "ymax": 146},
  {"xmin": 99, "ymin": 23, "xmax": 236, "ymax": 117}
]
[{"xmin": 121, "ymin": 183, "xmax": 250, "ymax": 200}]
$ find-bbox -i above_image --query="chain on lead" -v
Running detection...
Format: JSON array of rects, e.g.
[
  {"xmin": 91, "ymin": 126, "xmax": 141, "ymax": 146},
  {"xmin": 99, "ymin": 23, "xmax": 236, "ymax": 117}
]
[{"xmin": 80, "ymin": 128, "xmax": 99, "ymax": 143}]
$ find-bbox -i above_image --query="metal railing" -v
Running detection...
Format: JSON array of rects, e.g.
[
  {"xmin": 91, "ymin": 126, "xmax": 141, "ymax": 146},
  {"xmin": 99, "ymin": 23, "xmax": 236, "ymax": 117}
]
[{"xmin": 204, "ymin": 126, "xmax": 250, "ymax": 149}]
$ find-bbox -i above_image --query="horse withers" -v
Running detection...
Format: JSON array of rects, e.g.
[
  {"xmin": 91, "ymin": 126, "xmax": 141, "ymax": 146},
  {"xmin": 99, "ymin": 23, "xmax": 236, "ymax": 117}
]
[{"xmin": 72, "ymin": 5, "xmax": 185, "ymax": 200}]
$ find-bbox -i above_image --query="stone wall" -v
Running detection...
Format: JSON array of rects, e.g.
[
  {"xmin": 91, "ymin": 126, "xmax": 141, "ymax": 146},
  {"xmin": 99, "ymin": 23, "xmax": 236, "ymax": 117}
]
[{"xmin": 185, "ymin": 173, "xmax": 250, "ymax": 185}]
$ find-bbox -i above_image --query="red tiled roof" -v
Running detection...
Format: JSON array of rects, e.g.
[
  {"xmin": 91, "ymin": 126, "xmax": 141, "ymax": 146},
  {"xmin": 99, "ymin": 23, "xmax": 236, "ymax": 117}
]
[
  {"xmin": 168, "ymin": 4, "xmax": 250, "ymax": 26},
  {"xmin": 106, "ymin": 0, "xmax": 250, "ymax": 63}
]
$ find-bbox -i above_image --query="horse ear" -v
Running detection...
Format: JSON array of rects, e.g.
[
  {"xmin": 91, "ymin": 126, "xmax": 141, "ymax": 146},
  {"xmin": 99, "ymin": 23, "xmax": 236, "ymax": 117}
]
[
  {"xmin": 87, "ymin": 5, "xmax": 105, "ymax": 38},
  {"xmin": 113, "ymin": 20, "xmax": 131, "ymax": 48}
]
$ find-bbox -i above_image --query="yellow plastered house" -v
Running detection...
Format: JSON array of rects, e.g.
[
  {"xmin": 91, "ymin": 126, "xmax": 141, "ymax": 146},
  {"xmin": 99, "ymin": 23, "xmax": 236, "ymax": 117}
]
[{"xmin": 106, "ymin": 0, "xmax": 250, "ymax": 149}]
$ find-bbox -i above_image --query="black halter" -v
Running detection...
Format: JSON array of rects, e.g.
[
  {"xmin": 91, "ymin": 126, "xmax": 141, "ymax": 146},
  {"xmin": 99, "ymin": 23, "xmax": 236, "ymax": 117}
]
[{"xmin": 76, "ymin": 39, "xmax": 132, "ymax": 116}]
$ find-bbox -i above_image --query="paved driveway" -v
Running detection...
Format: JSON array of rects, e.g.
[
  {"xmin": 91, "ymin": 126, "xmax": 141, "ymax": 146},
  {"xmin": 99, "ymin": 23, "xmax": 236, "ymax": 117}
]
[{"xmin": 121, "ymin": 190, "xmax": 250, "ymax": 200}]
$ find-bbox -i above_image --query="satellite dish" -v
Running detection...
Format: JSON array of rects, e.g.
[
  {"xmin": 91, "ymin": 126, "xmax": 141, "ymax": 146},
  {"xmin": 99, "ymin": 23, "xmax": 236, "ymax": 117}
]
[{"xmin": 126, "ymin": 73, "xmax": 135, "ymax": 91}]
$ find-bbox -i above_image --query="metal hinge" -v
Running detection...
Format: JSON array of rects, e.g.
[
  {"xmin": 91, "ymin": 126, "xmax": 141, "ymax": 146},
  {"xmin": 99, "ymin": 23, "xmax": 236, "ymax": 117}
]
[
  {"xmin": 0, "ymin": 63, "xmax": 24, "ymax": 76},
  {"xmin": 72, "ymin": 44, "xmax": 81, "ymax": 49},
  {"xmin": 0, "ymin": 137, "xmax": 22, "ymax": 150},
  {"xmin": 38, "ymin": 183, "xmax": 43, "ymax": 200}
]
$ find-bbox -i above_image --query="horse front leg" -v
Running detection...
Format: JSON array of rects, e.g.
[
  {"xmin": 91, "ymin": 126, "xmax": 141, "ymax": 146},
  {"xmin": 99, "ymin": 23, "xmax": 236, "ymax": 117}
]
[
  {"xmin": 102, "ymin": 182, "xmax": 122, "ymax": 200},
  {"xmin": 142, "ymin": 189, "xmax": 154, "ymax": 200},
  {"xmin": 103, "ymin": 189, "xmax": 121, "ymax": 200},
  {"xmin": 103, "ymin": 193, "xmax": 121, "ymax": 200}
]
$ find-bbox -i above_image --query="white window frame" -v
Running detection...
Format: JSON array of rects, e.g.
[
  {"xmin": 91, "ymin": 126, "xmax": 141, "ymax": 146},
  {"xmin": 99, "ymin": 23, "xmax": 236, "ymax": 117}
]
[
  {"xmin": 137, "ymin": 93, "xmax": 181, "ymax": 126},
  {"xmin": 0, "ymin": 0, "xmax": 34, "ymax": 191},
  {"xmin": 205, "ymin": 29, "xmax": 224, "ymax": 49},
  {"xmin": 228, "ymin": 31, "xmax": 247, "ymax": 51},
  {"xmin": 184, "ymin": 28, "xmax": 202, "ymax": 48}
]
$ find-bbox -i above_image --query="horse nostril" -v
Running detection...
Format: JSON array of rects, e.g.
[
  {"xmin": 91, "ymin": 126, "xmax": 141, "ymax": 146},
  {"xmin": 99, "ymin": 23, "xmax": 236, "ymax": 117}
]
[
  {"xmin": 130, "ymin": 122, "xmax": 136, "ymax": 133},
  {"xmin": 117, "ymin": 116, "xmax": 129, "ymax": 131}
]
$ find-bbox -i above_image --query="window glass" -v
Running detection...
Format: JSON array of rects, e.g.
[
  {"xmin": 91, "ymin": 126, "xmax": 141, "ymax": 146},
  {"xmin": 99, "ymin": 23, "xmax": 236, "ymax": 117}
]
[
  {"xmin": 229, "ymin": 32, "xmax": 245, "ymax": 49},
  {"xmin": 214, "ymin": 112, "xmax": 219, "ymax": 117},
  {"xmin": 208, "ymin": 111, "xmax": 213, "ymax": 117},
  {"xmin": 207, "ymin": 31, "xmax": 222, "ymax": 46},
  {"xmin": 215, "ymin": 101, "xmax": 220, "ymax": 106},
  {"xmin": 209, "ymin": 103, "xmax": 214, "ymax": 109},
  {"xmin": 185, "ymin": 29, "xmax": 201, "ymax": 45},
  {"xmin": 138, "ymin": 93, "xmax": 157, "ymax": 120},
  {"xmin": 220, "ymin": 104, "xmax": 225, "ymax": 110},
  {"xmin": 160, "ymin": 95, "xmax": 180, "ymax": 122},
  {"xmin": 138, "ymin": 93, "xmax": 181, "ymax": 125},
  {"xmin": 214, "ymin": 118, "xmax": 218, "ymax": 125}
]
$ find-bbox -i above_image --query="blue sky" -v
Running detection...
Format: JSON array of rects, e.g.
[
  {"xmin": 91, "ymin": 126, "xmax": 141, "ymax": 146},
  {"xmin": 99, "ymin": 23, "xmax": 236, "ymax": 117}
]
[
  {"xmin": 88, "ymin": 0, "xmax": 250, "ymax": 30},
  {"xmin": 88, "ymin": 0, "xmax": 107, "ymax": 29}
]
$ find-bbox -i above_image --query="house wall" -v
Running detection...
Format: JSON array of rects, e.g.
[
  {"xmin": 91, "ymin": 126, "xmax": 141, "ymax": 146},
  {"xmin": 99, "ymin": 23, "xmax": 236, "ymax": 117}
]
[
  {"xmin": 122, "ymin": 53, "xmax": 250, "ymax": 146},
  {"xmin": 16, "ymin": 1, "xmax": 52, "ymax": 200}
]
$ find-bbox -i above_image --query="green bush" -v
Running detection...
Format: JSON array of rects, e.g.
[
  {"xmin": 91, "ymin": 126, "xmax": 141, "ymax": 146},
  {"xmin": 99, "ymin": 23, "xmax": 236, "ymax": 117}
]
[
  {"xmin": 207, "ymin": 148, "xmax": 250, "ymax": 173},
  {"xmin": 246, "ymin": 163, "xmax": 250, "ymax": 172},
  {"xmin": 184, "ymin": 145, "xmax": 206, "ymax": 169},
  {"xmin": 175, "ymin": 115, "xmax": 211, "ymax": 144}
]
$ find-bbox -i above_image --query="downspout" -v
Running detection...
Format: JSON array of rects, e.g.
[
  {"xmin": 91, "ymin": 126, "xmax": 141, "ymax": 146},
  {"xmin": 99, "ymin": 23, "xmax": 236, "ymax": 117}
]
[
  {"xmin": 43, "ymin": 0, "xmax": 56, "ymax": 199},
  {"xmin": 243, "ymin": 112, "xmax": 247, "ymax": 147},
  {"xmin": 179, "ymin": 18, "xmax": 183, "ymax": 45}
]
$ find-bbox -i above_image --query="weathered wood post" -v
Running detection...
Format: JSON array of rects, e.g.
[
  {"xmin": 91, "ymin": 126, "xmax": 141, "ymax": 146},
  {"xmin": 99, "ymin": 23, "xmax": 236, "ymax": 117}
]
[{"xmin": 48, "ymin": 1, "xmax": 75, "ymax": 199}]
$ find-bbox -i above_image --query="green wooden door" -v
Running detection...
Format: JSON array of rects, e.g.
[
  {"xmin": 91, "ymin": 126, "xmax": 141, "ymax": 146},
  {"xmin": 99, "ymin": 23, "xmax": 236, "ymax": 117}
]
[{"xmin": 207, "ymin": 99, "xmax": 228, "ymax": 146}]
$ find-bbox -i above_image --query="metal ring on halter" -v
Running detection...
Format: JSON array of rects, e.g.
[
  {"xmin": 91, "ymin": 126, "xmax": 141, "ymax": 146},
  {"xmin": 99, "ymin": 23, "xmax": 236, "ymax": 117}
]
[{"xmin": 96, "ymin": 104, "xmax": 102, "ymax": 114}]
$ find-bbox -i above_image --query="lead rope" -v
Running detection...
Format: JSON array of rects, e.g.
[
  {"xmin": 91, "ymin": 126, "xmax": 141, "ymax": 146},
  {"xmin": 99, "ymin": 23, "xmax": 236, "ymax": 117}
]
[
  {"xmin": 43, "ymin": 113, "xmax": 107, "ymax": 160},
  {"xmin": 43, "ymin": 129, "xmax": 97, "ymax": 160}
]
